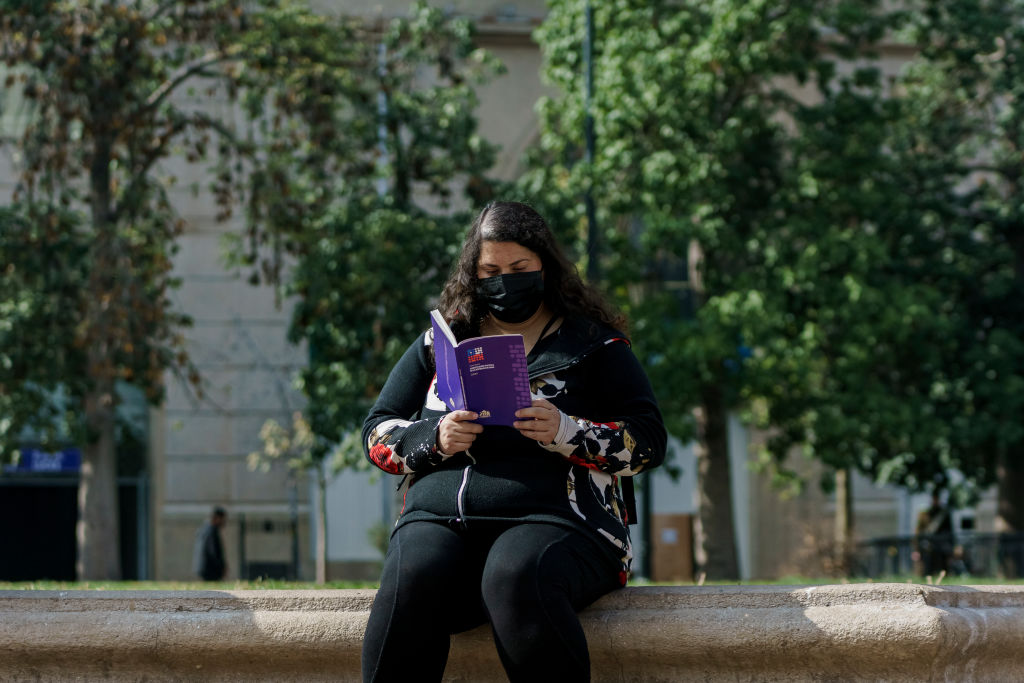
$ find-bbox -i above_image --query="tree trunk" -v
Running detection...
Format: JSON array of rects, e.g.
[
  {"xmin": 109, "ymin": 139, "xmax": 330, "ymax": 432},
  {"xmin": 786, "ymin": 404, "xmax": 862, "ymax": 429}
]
[
  {"xmin": 997, "ymin": 450, "xmax": 1024, "ymax": 533},
  {"xmin": 316, "ymin": 467, "xmax": 328, "ymax": 585},
  {"xmin": 693, "ymin": 385, "xmax": 740, "ymax": 581},
  {"xmin": 834, "ymin": 468, "xmax": 855, "ymax": 575},
  {"xmin": 79, "ymin": 133, "xmax": 122, "ymax": 581},
  {"xmin": 996, "ymin": 448, "xmax": 1024, "ymax": 578},
  {"xmin": 77, "ymin": 388, "xmax": 122, "ymax": 580}
]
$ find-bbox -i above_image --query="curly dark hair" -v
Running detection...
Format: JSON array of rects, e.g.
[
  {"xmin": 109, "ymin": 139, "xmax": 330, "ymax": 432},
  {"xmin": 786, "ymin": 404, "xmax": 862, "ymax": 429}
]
[{"xmin": 438, "ymin": 201, "xmax": 626, "ymax": 340}]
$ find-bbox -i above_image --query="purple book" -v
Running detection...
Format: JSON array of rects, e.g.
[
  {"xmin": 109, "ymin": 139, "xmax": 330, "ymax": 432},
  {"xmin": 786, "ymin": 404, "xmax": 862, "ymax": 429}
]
[{"xmin": 430, "ymin": 309, "xmax": 532, "ymax": 426}]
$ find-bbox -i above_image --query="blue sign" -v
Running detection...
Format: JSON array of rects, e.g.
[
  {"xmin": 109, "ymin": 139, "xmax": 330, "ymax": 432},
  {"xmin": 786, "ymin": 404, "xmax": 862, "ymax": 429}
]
[{"xmin": 3, "ymin": 447, "xmax": 82, "ymax": 473}]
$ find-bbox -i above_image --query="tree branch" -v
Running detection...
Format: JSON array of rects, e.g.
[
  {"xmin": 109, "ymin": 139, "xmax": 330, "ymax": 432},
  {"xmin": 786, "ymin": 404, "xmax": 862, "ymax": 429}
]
[
  {"xmin": 146, "ymin": 0, "xmax": 183, "ymax": 23},
  {"xmin": 191, "ymin": 110, "xmax": 249, "ymax": 151},
  {"xmin": 136, "ymin": 46, "xmax": 242, "ymax": 121},
  {"xmin": 114, "ymin": 110, "xmax": 250, "ymax": 221}
]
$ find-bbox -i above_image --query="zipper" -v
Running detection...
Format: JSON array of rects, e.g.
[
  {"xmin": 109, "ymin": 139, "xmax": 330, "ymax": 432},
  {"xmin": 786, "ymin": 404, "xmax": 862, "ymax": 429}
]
[
  {"xmin": 525, "ymin": 316, "xmax": 627, "ymax": 379},
  {"xmin": 454, "ymin": 450, "xmax": 476, "ymax": 527},
  {"xmin": 527, "ymin": 355, "xmax": 582, "ymax": 381},
  {"xmin": 527, "ymin": 336, "xmax": 614, "ymax": 379}
]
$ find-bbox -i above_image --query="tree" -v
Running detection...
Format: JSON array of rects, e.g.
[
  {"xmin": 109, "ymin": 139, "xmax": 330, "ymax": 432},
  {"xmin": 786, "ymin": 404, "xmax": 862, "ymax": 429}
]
[
  {"xmin": 758, "ymin": 0, "xmax": 1024, "ymax": 554},
  {"xmin": 0, "ymin": 0, "xmax": 366, "ymax": 579},
  {"xmin": 896, "ymin": 0, "xmax": 1024, "ymax": 546},
  {"xmin": 241, "ymin": 3, "xmax": 501, "ymax": 480},
  {"xmin": 741, "ymin": 45, "xmax": 967, "ymax": 569},
  {"xmin": 530, "ymin": 0, "xmax": 860, "ymax": 580},
  {"xmin": 532, "ymin": 0, "xmax": 1024, "ymax": 582}
]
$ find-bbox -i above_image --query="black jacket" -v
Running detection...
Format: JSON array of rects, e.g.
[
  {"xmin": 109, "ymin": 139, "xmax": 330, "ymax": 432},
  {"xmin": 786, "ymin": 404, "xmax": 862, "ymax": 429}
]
[
  {"xmin": 193, "ymin": 522, "xmax": 225, "ymax": 581},
  {"xmin": 362, "ymin": 314, "xmax": 667, "ymax": 578}
]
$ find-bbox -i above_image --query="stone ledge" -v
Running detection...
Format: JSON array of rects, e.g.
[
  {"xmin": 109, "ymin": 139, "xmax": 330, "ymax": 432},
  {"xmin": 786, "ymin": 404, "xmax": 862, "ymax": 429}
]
[{"xmin": 1, "ymin": 584, "xmax": 1022, "ymax": 682}]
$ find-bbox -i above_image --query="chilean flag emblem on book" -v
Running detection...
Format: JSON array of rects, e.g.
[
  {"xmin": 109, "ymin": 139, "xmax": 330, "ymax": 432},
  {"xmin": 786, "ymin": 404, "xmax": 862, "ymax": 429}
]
[{"xmin": 467, "ymin": 347, "xmax": 485, "ymax": 363}]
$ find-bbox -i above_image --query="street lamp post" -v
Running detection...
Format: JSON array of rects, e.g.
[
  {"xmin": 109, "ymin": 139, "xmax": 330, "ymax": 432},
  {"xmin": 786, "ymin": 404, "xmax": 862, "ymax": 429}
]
[{"xmin": 583, "ymin": 0, "xmax": 599, "ymax": 283}]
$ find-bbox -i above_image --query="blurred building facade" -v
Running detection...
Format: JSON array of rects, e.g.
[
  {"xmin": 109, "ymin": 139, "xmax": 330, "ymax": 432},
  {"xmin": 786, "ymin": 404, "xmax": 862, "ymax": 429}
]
[{"xmin": 0, "ymin": 1, "xmax": 1000, "ymax": 582}]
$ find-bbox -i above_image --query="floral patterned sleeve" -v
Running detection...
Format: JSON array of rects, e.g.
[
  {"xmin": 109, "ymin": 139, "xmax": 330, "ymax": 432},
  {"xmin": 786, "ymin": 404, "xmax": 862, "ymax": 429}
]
[
  {"xmin": 362, "ymin": 332, "xmax": 454, "ymax": 475},
  {"xmin": 539, "ymin": 340, "xmax": 666, "ymax": 476}
]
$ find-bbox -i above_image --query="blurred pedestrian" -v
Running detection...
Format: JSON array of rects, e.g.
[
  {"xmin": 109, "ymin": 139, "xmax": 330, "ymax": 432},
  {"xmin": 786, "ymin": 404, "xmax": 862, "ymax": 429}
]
[
  {"xmin": 913, "ymin": 492, "xmax": 952, "ymax": 577},
  {"xmin": 193, "ymin": 506, "xmax": 228, "ymax": 581}
]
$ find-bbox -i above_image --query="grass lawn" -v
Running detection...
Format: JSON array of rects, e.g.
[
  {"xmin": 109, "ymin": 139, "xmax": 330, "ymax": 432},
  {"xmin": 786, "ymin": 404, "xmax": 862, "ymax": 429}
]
[
  {"xmin": 2, "ymin": 574, "xmax": 1022, "ymax": 590},
  {"xmin": 0, "ymin": 579, "xmax": 377, "ymax": 590}
]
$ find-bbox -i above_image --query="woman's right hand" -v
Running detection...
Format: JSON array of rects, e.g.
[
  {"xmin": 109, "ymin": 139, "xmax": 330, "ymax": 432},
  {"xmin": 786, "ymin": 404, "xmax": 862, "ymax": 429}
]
[{"xmin": 437, "ymin": 410, "xmax": 483, "ymax": 454}]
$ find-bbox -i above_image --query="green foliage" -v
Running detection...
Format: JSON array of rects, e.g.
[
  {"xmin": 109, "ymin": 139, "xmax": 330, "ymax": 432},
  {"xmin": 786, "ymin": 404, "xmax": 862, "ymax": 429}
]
[
  {"xmin": 239, "ymin": 4, "xmax": 502, "ymax": 468},
  {"xmin": 746, "ymin": 66, "xmax": 961, "ymax": 490},
  {"xmin": 893, "ymin": 1, "xmax": 1024, "ymax": 505},
  {"xmin": 752, "ymin": 0, "xmax": 1024, "ymax": 504},
  {"xmin": 248, "ymin": 411, "xmax": 317, "ymax": 475},
  {"xmin": 0, "ymin": 0, "xmax": 282, "ymax": 459},
  {"xmin": 0, "ymin": 0, "xmax": 408, "ymax": 577},
  {"xmin": 291, "ymin": 203, "xmax": 468, "ymax": 468},
  {"xmin": 529, "ymin": 0, "xmax": 1024, "ymax": 518},
  {"xmin": 0, "ymin": 206, "xmax": 89, "ymax": 459},
  {"xmin": 226, "ymin": 2, "xmax": 501, "ymax": 283},
  {"xmin": 1, "ymin": 1, "xmax": 500, "ymax": 577}
]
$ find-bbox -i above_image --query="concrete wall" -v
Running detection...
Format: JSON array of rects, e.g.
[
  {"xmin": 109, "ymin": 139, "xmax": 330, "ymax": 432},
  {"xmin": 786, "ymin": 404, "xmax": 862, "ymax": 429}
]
[
  {"xmin": 156, "ymin": 228, "xmax": 310, "ymax": 579},
  {"xmin": 151, "ymin": 96, "xmax": 312, "ymax": 578},
  {"xmin": 2, "ymin": 584, "xmax": 1023, "ymax": 682}
]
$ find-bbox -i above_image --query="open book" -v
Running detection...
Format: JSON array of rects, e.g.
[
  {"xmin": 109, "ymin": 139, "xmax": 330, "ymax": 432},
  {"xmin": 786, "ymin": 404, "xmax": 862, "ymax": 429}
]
[{"xmin": 430, "ymin": 309, "xmax": 532, "ymax": 426}]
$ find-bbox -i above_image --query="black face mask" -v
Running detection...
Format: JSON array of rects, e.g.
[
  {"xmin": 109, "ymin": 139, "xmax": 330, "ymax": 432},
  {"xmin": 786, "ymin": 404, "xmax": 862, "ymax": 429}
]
[{"xmin": 475, "ymin": 270, "xmax": 545, "ymax": 323}]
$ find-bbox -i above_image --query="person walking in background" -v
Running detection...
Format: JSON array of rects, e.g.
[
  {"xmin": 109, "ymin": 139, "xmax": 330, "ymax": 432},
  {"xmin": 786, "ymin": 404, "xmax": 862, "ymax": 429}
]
[
  {"xmin": 913, "ymin": 492, "xmax": 953, "ymax": 577},
  {"xmin": 360, "ymin": 201, "xmax": 667, "ymax": 682},
  {"xmin": 193, "ymin": 506, "xmax": 228, "ymax": 581}
]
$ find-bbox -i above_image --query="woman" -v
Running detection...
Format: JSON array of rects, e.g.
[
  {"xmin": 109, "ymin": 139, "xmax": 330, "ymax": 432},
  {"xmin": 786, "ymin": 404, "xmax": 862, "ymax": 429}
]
[{"xmin": 361, "ymin": 201, "xmax": 666, "ymax": 682}]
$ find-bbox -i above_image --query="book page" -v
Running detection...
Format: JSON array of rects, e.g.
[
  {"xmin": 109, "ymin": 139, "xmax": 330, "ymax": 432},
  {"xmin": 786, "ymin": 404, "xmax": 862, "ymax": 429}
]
[{"xmin": 430, "ymin": 310, "xmax": 465, "ymax": 411}]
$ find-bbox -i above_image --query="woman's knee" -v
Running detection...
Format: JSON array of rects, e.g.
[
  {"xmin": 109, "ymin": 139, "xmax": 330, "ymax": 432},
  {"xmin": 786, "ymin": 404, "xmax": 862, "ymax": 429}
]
[
  {"xmin": 382, "ymin": 522, "xmax": 467, "ymax": 596},
  {"xmin": 480, "ymin": 524, "xmax": 620, "ymax": 613},
  {"xmin": 480, "ymin": 526, "xmax": 567, "ymax": 608},
  {"xmin": 481, "ymin": 555, "xmax": 539, "ymax": 609}
]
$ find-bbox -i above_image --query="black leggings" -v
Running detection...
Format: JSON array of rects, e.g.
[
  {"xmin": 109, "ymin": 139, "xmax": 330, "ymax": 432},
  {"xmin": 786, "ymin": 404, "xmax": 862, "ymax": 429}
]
[{"xmin": 361, "ymin": 520, "xmax": 623, "ymax": 683}]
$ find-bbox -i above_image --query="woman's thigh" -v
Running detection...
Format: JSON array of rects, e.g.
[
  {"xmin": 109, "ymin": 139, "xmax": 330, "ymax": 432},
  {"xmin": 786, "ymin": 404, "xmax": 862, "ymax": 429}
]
[
  {"xmin": 477, "ymin": 523, "xmax": 621, "ymax": 680},
  {"xmin": 373, "ymin": 521, "xmax": 488, "ymax": 631},
  {"xmin": 481, "ymin": 523, "xmax": 621, "ymax": 612}
]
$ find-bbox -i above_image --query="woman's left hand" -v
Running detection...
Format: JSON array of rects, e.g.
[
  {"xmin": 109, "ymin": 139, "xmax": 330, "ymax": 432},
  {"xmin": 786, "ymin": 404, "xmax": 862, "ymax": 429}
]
[{"xmin": 513, "ymin": 399, "xmax": 562, "ymax": 445}]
